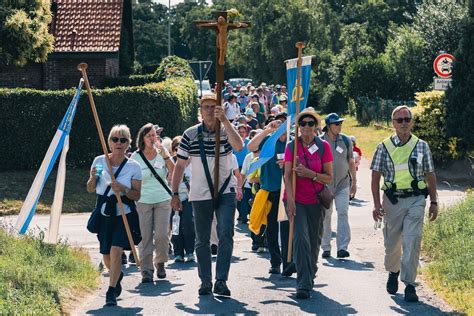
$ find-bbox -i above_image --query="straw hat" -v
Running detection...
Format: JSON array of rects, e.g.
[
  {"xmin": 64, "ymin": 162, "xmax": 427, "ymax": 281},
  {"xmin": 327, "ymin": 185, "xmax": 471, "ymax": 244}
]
[
  {"xmin": 200, "ymin": 93, "xmax": 217, "ymax": 104},
  {"xmin": 295, "ymin": 107, "xmax": 321, "ymax": 127}
]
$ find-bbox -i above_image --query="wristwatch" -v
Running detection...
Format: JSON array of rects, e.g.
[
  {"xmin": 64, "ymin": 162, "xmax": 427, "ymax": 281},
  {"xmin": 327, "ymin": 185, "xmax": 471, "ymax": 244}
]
[
  {"xmin": 124, "ymin": 187, "xmax": 130, "ymax": 194},
  {"xmin": 312, "ymin": 173, "xmax": 318, "ymax": 182},
  {"xmin": 172, "ymin": 192, "xmax": 180, "ymax": 196},
  {"xmin": 430, "ymin": 201, "xmax": 438, "ymax": 205}
]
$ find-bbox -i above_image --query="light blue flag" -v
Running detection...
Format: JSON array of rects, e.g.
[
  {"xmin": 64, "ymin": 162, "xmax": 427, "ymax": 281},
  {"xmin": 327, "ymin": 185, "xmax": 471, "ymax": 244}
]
[
  {"xmin": 15, "ymin": 79, "xmax": 83, "ymax": 235},
  {"xmin": 286, "ymin": 56, "xmax": 312, "ymax": 115},
  {"xmin": 247, "ymin": 56, "xmax": 312, "ymax": 175}
]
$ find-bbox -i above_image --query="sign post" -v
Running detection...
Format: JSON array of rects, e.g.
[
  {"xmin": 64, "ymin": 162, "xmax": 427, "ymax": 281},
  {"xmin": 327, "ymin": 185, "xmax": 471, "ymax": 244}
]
[
  {"xmin": 189, "ymin": 60, "xmax": 213, "ymax": 98},
  {"xmin": 433, "ymin": 53, "xmax": 454, "ymax": 91}
]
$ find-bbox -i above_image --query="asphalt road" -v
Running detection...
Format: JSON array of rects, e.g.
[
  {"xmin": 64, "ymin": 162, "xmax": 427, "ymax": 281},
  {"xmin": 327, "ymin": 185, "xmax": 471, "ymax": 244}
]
[{"xmin": 2, "ymin": 159, "xmax": 464, "ymax": 315}]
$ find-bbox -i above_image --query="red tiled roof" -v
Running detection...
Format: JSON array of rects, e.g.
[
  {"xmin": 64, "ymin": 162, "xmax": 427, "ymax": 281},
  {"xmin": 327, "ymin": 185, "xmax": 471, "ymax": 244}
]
[{"xmin": 52, "ymin": 0, "xmax": 123, "ymax": 53}]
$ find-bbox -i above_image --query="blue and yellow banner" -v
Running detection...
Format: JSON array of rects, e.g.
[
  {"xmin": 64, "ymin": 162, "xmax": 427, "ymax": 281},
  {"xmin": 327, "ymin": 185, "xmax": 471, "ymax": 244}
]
[{"xmin": 286, "ymin": 56, "xmax": 312, "ymax": 115}]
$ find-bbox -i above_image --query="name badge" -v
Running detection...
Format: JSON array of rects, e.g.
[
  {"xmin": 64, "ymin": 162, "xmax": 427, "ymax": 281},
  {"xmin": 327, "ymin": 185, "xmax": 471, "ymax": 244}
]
[
  {"xmin": 154, "ymin": 161, "xmax": 164, "ymax": 169},
  {"xmin": 276, "ymin": 153, "xmax": 285, "ymax": 160},
  {"xmin": 336, "ymin": 146, "xmax": 344, "ymax": 154},
  {"xmin": 308, "ymin": 144, "xmax": 318, "ymax": 155}
]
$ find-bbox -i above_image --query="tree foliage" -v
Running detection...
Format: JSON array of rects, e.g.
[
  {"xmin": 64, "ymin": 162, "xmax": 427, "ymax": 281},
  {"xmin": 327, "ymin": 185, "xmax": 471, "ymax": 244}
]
[{"xmin": 0, "ymin": 0, "xmax": 54, "ymax": 67}]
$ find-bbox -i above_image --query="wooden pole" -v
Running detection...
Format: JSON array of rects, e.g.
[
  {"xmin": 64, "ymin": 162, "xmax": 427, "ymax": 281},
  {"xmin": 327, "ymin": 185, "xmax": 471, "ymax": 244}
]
[
  {"xmin": 77, "ymin": 63, "xmax": 140, "ymax": 268},
  {"xmin": 288, "ymin": 42, "xmax": 305, "ymax": 261}
]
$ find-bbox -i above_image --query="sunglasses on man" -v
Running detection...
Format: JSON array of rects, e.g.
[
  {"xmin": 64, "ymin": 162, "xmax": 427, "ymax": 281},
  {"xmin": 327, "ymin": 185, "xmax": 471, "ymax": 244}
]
[
  {"xmin": 393, "ymin": 117, "xmax": 412, "ymax": 124},
  {"xmin": 331, "ymin": 122, "xmax": 342, "ymax": 126},
  {"xmin": 111, "ymin": 137, "xmax": 128, "ymax": 144},
  {"xmin": 299, "ymin": 121, "xmax": 316, "ymax": 127}
]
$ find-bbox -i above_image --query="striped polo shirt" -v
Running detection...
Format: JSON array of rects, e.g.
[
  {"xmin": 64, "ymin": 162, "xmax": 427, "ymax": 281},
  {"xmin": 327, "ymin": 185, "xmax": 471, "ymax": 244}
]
[{"xmin": 177, "ymin": 123, "xmax": 237, "ymax": 202}]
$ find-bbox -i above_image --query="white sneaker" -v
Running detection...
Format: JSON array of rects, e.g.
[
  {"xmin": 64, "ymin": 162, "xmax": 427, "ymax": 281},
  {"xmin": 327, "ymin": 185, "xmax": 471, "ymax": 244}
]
[
  {"xmin": 185, "ymin": 253, "xmax": 195, "ymax": 262},
  {"xmin": 174, "ymin": 255, "xmax": 184, "ymax": 262},
  {"xmin": 257, "ymin": 247, "xmax": 266, "ymax": 253}
]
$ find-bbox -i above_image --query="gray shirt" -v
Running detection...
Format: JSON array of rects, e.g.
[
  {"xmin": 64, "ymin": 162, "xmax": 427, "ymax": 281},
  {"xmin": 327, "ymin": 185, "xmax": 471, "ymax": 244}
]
[{"xmin": 321, "ymin": 133, "xmax": 353, "ymax": 192}]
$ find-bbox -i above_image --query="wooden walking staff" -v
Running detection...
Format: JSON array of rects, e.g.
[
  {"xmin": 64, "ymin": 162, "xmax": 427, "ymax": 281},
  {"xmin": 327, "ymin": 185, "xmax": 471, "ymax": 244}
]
[
  {"xmin": 194, "ymin": 11, "xmax": 249, "ymax": 203},
  {"xmin": 288, "ymin": 42, "xmax": 305, "ymax": 260},
  {"xmin": 77, "ymin": 63, "xmax": 141, "ymax": 268}
]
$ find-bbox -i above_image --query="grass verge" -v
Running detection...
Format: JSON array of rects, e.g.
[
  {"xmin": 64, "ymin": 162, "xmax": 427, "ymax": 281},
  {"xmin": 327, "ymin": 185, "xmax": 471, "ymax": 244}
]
[
  {"xmin": 0, "ymin": 168, "xmax": 95, "ymax": 216},
  {"xmin": 421, "ymin": 192, "xmax": 474, "ymax": 314},
  {"xmin": 339, "ymin": 116, "xmax": 393, "ymax": 159},
  {"xmin": 0, "ymin": 226, "xmax": 99, "ymax": 314}
]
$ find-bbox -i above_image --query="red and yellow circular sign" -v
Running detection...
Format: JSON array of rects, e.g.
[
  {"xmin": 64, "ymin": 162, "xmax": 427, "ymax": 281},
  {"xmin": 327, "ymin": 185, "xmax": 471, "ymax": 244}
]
[{"xmin": 433, "ymin": 53, "xmax": 455, "ymax": 78}]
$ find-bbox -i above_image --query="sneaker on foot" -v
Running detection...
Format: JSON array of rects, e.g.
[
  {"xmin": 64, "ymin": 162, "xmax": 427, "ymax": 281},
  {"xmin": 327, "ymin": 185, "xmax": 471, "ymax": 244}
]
[
  {"xmin": 115, "ymin": 271, "xmax": 124, "ymax": 297},
  {"xmin": 296, "ymin": 289, "xmax": 310, "ymax": 299},
  {"xmin": 213, "ymin": 280, "xmax": 231, "ymax": 296},
  {"xmin": 386, "ymin": 271, "xmax": 399, "ymax": 294},
  {"xmin": 322, "ymin": 250, "xmax": 331, "ymax": 258},
  {"xmin": 157, "ymin": 263, "xmax": 166, "ymax": 279},
  {"xmin": 185, "ymin": 253, "xmax": 195, "ymax": 262},
  {"xmin": 105, "ymin": 287, "xmax": 117, "ymax": 306},
  {"xmin": 251, "ymin": 244, "xmax": 258, "ymax": 251},
  {"xmin": 141, "ymin": 271, "xmax": 153, "ymax": 283},
  {"xmin": 404, "ymin": 284, "xmax": 419, "ymax": 302},
  {"xmin": 337, "ymin": 249, "xmax": 350, "ymax": 258},
  {"xmin": 174, "ymin": 255, "xmax": 184, "ymax": 263},
  {"xmin": 198, "ymin": 281, "xmax": 213, "ymax": 295},
  {"xmin": 256, "ymin": 247, "xmax": 266, "ymax": 253},
  {"xmin": 268, "ymin": 266, "xmax": 281, "ymax": 274}
]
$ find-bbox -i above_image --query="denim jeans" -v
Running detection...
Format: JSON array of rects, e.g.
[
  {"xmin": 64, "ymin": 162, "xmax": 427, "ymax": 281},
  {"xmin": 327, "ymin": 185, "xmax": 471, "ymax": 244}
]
[
  {"xmin": 192, "ymin": 193, "xmax": 236, "ymax": 282},
  {"xmin": 239, "ymin": 187, "xmax": 252, "ymax": 221},
  {"xmin": 171, "ymin": 199, "xmax": 195, "ymax": 257}
]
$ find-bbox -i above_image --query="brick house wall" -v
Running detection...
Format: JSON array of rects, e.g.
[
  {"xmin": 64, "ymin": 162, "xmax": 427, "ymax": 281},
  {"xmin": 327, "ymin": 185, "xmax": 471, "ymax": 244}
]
[{"xmin": 0, "ymin": 64, "xmax": 43, "ymax": 89}]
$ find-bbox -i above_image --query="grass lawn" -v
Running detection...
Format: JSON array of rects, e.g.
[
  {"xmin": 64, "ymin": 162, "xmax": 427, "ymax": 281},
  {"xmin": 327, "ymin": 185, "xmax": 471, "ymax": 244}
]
[
  {"xmin": 0, "ymin": 168, "xmax": 95, "ymax": 216},
  {"xmin": 338, "ymin": 116, "xmax": 393, "ymax": 159},
  {"xmin": 421, "ymin": 192, "xmax": 474, "ymax": 314},
  {"xmin": 0, "ymin": 228, "xmax": 99, "ymax": 314}
]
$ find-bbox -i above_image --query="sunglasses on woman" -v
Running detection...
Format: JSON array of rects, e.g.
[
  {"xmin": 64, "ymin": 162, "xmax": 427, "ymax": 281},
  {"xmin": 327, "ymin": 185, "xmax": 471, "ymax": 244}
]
[
  {"xmin": 111, "ymin": 137, "xmax": 128, "ymax": 144},
  {"xmin": 394, "ymin": 117, "xmax": 411, "ymax": 124},
  {"xmin": 299, "ymin": 121, "xmax": 316, "ymax": 127}
]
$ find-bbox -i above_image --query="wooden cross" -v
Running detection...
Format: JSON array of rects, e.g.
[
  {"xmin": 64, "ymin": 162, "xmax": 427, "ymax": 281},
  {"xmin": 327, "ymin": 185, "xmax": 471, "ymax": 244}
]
[{"xmin": 194, "ymin": 11, "xmax": 250, "ymax": 203}]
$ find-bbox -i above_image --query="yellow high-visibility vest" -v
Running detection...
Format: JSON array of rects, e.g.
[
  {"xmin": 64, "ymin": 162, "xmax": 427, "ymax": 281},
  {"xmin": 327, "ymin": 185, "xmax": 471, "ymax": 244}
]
[{"xmin": 382, "ymin": 135, "xmax": 419, "ymax": 190}]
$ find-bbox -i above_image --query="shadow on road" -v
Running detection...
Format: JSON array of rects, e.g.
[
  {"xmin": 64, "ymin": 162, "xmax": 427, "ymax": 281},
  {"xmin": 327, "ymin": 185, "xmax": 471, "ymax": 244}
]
[
  {"xmin": 261, "ymin": 290, "xmax": 358, "ymax": 314},
  {"xmin": 322, "ymin": 257, "xmax": 375, "ymax": 271},
  {"xmin": 130, "ymin": 280, "xmax": 184, "ymax": 297},
  {"xmin": 389, "ymin": 294, "xmax": 456, "ymax": 315},
  {"xmin": 175, "ymin": 295, "xmax": 258, "ymax": 315},
  {"xmin": 85, "ymin": 306, "xmax": 143, "ymax": 315}
]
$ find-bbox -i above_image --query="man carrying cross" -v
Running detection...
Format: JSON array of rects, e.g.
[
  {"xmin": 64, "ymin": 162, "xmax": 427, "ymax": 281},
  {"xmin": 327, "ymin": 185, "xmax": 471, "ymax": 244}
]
[{"xmin": 171, "ymin": 93, "xmax": 243, "ymax": 296}]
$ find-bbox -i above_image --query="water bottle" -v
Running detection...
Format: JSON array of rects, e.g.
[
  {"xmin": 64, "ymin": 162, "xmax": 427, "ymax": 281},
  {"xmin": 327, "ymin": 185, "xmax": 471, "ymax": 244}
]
[
  {"xmin": 374, "ymin": 208, "xmax": 384, "ymax": 230},
  {"xmin": 95, "ymin": 164, "xmax": 103, "ymax": 178},
  {"xmin": 172, "ymin": 212, "xmax": 180, "ymax": 236}
]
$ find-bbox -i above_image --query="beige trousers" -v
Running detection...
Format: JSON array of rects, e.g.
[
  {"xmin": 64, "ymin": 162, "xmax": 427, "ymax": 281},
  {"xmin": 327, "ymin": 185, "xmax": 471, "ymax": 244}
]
[
  {"xmin": 137, "ymin": 200, "xmax": 171, "ymax": 274},
  {"xmin": 383, "ymin": 194, "xmax": 426, "ymax": 286}
]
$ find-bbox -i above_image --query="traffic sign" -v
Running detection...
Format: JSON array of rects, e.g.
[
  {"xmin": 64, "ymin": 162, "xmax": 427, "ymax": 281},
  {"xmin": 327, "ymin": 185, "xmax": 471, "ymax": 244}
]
[
  {"xmin": 434, "ymin": 78, "xmax": 452, "ymax": 91},
  {"xmin": 189, "ymin": 61, "xmax": 212, "ymax": 81},
  {"xmin": 433, "ymin": 53, "xmax": 454, "ymax": 78}
]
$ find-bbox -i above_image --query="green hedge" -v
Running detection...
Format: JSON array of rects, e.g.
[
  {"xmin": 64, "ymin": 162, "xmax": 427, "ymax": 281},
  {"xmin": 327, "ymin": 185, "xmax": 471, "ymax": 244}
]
[
  {"xmin": 412, "ymin": 91, "xmax": 459, "ymax": 163},
  {"xmin": 101, "ymin": 74, "xmax": 157, "ymax": 88},
  {"xmin": 0, "ymin": 77, "xmax": 197, "ymax": 171}
]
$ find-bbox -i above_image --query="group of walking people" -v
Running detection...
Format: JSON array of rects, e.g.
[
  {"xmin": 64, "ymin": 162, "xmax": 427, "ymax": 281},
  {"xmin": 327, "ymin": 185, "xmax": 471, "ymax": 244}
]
[{"xmin": 87, "ymin": 88, "xmax": 438, "ymax": 306}]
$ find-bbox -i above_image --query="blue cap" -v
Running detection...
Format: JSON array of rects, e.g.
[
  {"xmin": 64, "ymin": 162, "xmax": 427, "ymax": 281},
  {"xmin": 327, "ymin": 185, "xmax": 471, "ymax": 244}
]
[{"xmin": 325, "ymin": 113, "xmax": 345, "ymax": 125}]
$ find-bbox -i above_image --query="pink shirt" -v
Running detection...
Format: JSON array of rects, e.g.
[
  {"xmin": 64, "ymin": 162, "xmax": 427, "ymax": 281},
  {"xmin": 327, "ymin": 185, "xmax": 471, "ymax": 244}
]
[{"xmin": 284, "ymin": 139, "xmax": 333, "ymax": 204}]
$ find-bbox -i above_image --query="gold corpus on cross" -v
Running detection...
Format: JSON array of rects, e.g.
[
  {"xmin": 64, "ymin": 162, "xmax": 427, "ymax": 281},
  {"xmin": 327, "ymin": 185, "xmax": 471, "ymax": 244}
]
[{"xmin": 194, "ymin": 15, "xmax": 250, "ymax": 66}]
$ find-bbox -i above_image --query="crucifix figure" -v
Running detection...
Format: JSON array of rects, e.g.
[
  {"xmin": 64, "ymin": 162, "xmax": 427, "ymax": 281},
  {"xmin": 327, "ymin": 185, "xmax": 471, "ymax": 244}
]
[
  {"xmin": 194, "ymin": 11, "xmax": 250, "ymax": 202},
  {"xmin": 196, "ymin": 15, "xmax": 249, "ymax": 66}
]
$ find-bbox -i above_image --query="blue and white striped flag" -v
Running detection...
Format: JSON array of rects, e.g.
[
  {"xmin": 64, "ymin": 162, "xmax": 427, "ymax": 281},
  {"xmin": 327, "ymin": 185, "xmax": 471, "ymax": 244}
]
[{"xmin": 15, "ymin": 79, "xmax": 83, "ymax": 241}]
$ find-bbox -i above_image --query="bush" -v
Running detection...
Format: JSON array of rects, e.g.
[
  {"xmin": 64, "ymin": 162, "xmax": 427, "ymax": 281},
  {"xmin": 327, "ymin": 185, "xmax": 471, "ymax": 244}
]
[
  {"xmin": 354, "ymin": 97, "xmax": 414, "ymax": 125},
  {"xmin": 422, "ymin": 192, "xmax": 474, "ymax": 314},
  {"xmin": 412, "ymin": 91, "xmax": 459, "ymax": 163},
  {"xmin": 319, "ymin": 84, "xmax": 348, "ymax": 114},
  {"xmin": 0, "ymin": 77, "xmax": 197, "ymax": 171},
  {"xmin": 154, "ymin": 55, "xmax": 194, "ymax": 81}
]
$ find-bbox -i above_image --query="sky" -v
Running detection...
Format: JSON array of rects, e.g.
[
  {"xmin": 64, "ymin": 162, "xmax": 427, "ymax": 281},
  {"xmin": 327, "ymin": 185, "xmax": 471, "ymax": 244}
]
[{"xmin": 153, "ymin": 0, "xmax": 199, "ymax": 6}]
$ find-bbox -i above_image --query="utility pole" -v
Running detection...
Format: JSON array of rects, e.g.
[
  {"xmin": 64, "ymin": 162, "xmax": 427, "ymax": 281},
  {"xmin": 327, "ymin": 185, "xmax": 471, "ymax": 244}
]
[{"xmin": 168, "ymin": 0, "xmax": 171, "ymax": 56}]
